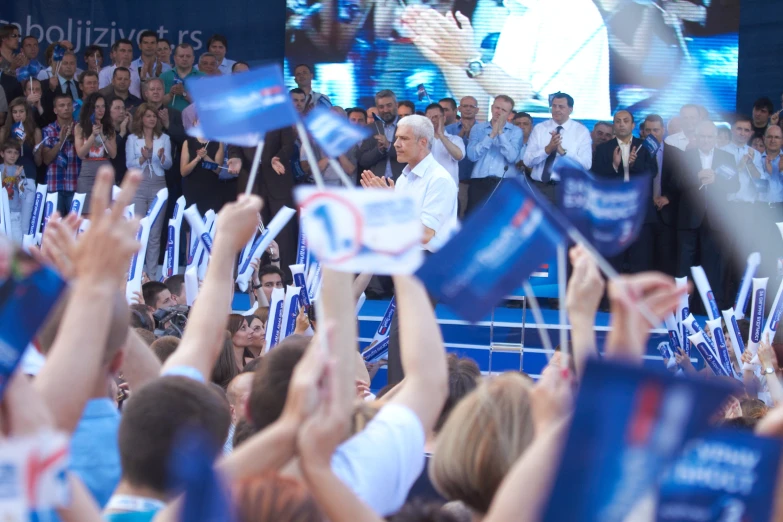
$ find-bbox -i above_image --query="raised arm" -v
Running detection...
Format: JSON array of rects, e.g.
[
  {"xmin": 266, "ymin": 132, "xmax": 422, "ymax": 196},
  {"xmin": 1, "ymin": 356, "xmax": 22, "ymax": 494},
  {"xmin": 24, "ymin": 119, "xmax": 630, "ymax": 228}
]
[
  {"xmin": 565, "ymin": 246, "xmax": 604, "ymax": 378},
  {"xmin": 34, "ymin": 166, "xmax": 142, "ymax": 433},
  {"xmin": 120, "ymin": 328, "xmax": 163, "ymax": 392},
  {"xmin": 161, "ymin": 194, "xmax": 263, "ymax": 380}
]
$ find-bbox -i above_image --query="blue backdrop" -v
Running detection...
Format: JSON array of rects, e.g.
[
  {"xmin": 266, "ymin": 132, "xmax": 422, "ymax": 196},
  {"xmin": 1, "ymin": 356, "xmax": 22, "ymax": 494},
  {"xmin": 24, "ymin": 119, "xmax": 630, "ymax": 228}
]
[{"xmin": 1, "ymin": 0, "xmax": 286, "ymax": 67}]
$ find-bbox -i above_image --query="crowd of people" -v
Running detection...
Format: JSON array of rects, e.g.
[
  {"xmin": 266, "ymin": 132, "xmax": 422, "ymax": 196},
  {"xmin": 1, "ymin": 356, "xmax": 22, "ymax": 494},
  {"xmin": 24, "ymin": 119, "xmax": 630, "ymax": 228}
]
[{"xmin": 2, "ymin": 22, "xmax": 783, "ymax": 522}]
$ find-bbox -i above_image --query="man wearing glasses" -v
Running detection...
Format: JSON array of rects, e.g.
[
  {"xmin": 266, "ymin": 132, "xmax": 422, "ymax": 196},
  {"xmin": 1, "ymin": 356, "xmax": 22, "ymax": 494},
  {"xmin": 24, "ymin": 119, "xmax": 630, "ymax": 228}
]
[
  {"xmin": 0, "ymin": 25, "xmax": 25, "ymax": 76},
  {"xmin": 446, "ymin": 96, "xmax": 479, "ymax": 218}
]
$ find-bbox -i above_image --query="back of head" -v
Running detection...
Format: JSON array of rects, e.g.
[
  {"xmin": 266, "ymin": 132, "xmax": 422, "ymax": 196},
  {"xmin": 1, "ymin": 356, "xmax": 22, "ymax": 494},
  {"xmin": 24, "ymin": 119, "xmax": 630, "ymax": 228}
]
[
  {"xmin": 150, "ymin": 335, "xmax": 180, "ymax": 363},
  {"xmin": 435, "ymin": 355, "xmax": 481, "ymax": 432},
  {"xmin": 38, "ymin": 289, "xmax": 129, "ymax": 365},
  {"xmin": 118, "ymin": 376, "xmax": 231, "ymax": 494},
  {"xmin": 388, "ymin": 500, "xmax": 463, "ymax": 522},
  {"xmin": 429, "ymin": 372, "xmax": 535, "ymax": 515},
  {"xmin": 247, "ymin": 335, "xmax": 309, "ymax": 431},
  {"xmin": 134, "ymin": 327, "xmax": 156, "ymax": 347},
  {"xmin": 232, "ymin": 472, "xmax": 324, "ymax": 522}
]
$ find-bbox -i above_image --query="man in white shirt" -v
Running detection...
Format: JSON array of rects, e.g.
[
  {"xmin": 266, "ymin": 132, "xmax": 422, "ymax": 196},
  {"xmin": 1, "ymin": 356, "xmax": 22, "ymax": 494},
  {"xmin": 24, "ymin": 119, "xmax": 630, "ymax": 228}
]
[
  {"xmin": 721, "ymin": 116, "xmax": 763, "ymax": 203},
  {"xmin": 129, "ymin": 30, "xmax": 171, "ymax": 81},
  {"xmin": 206, "ymin": 34, "xmax": 236, "ymax": 75},
  {"xmin": 664, "ymin": 104, "xmax": 703, "ymax": 152},
  {"xmin": 293, "ymin": 63, "xmax": 331, "ymax": 114},
  {"xmin": 523, "ymin": 92, "xmax": 592, "ymax": 205},
  {"xmin": 98, "ymin": 39, "xmax": 141, "ymax": 98},
  {"xmin": 405, "ymin": 0, "xmax": 611, "ymax": 120},
  {"xmin": 361, "ymin": 114, "xmax": 457, "ymax": 383},
  {"xmin": 424, "ymin": 103, "xmax": 464, "ymax": 188}
]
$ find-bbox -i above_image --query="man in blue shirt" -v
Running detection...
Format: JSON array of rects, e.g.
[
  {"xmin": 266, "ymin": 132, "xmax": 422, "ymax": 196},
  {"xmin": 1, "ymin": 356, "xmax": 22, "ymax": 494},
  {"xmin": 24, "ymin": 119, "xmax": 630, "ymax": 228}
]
[
  {"xmin": 445, "ymin": 96, "xmax": 479, "ymax": 219},
  {"xmin": 465, "ymin": 94, "xmax": 522, "ymax": 215}
]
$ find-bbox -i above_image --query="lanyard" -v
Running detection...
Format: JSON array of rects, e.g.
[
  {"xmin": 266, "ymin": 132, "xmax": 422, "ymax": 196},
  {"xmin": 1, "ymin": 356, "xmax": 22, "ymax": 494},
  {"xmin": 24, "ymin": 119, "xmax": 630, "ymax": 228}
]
[{"xmin": 105, "ymin": 494, "xmax": 166, "ymax": 513}]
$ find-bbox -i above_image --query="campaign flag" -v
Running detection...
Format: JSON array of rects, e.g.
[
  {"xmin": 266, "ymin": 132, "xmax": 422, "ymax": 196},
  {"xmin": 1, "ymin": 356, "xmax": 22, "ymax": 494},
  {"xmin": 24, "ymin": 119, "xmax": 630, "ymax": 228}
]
[
  {"xmin": 0, "ymin": 262, "xmax": 66, "ymax": 401},
  {"xmin": 656, "ymin": 429, "xmax": 781, "ymax": 521},
  {"xmin": 304, "ymin": 107, "xmax": 372, "ymax": 158},
  {"xmin": 416, "ymin": 83, "xmax": 431, "ymax": 102},
  {"xmin": 187, "ymin": 63, "xmax": 298, "ymax": 141},
  {"xmin": 11, "ymin": 123, "xmax": 25, "ymax": 142},
  {"xmin": 643, "ymin": 134, "xmax": 660, "ymax": 156},
  {"xmin": 186, "ymin": 123, "xmax": 262, "ymax": 148},
  {"xmin": 52, "ymin": 45, "xmax": 65, "ymax": 62},
  {"xmin": 541, "ymin": 358, "xmax": 733, "ymax": 522},
  {"xmin": 169, "ymin": 430, "xmax": 235, "ymax": 522},
  {"xmin": 362, "ymin": 297, "xmax": 396, "ymax": 363},
  {"xmin": 416, "ymin": 177, "xmax": 563, "ymax": 323},
  {"xmin": 556, "ymin": 158, "xmax": 651, "ymax": 256},
  {"xmin": 295, "ymin": 187, "xmax": 423, "ymax": 275}
]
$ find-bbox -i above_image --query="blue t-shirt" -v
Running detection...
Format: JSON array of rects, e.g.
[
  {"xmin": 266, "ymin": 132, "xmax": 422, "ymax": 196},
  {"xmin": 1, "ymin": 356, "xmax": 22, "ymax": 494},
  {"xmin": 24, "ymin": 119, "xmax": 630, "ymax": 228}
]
[{"xmin": 103, "ymin": 512, "xmax": 157, "ymax": 522}]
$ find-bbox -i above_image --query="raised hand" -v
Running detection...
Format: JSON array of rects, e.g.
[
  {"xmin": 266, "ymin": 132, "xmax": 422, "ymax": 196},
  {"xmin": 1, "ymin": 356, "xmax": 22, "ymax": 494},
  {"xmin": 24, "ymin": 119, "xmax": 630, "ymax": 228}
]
[
  {"xmin": 271, "ymin": 156, "xmax": 286, "ymax": 175},
  {"xmin": 629, "ymin": 146, "xmax": 638, "ymax": 167},
  {"xmin": 360, "ymin": 170, "xmax": 395, "ymax": 189},
  {"xmin": 215, "ymin": 194, "xmax": 264, "ymax": 252},
  {"xmin": 612, "ymin": 146, "xmax": 622, "ymax": 171}
]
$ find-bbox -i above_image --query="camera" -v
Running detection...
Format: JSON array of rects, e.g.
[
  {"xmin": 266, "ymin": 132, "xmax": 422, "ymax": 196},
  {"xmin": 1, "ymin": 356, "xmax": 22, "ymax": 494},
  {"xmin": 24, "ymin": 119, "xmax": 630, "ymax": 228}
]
[{"xmin": 153, "ymin": 305, "xmax": 190, "ymax": 338}]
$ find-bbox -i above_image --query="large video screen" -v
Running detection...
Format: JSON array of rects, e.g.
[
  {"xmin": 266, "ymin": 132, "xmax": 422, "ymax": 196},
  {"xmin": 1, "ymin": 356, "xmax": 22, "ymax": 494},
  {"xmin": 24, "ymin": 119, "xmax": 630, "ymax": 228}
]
[{"xmin": 284, "ymin": 0, "xmax": 739, "ymax": 122}]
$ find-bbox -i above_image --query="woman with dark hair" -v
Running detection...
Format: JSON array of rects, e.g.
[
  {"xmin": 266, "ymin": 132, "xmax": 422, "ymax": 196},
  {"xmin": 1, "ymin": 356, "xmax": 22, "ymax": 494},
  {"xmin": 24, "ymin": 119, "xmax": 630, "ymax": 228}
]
[
  {"xmin": 212, "ymin": 331, "xmax": 241, "ymax": 390},
  {"xmin": 74, "ymin": 92, "xmax": 117, "ymax": 213},
  {"xmin": 228, "ymin": 314, "xmax": 254, "ymax": 370},
  {"xmin": 0, "ymin": 97, "xmax": 42, "ymax": 186}
]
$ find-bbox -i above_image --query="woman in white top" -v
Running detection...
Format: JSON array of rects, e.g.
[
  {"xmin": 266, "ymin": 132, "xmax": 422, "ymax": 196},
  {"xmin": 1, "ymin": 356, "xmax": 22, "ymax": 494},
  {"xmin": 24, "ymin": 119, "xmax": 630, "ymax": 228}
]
[{"xmin": 126, "ymin": 103, "xmax": 173, "ymax": 280}]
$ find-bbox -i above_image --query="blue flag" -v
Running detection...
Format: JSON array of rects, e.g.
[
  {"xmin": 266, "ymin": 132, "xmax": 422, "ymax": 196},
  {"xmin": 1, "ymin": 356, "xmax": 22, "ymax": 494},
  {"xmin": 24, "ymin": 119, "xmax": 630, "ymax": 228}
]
[
  {"xmin": 416, "ymin": 177, "xmax": 563, "ymax": 323},
  {"xmin": 556, "ymin": 158, "xmax": 651, "ymax": 256},
  {"xmin": 304, "ymin": 107, "xmax": 371, "ymax": 158},
  {"xmin": 52, "ymin": 44, "xmax": 65, "ymax": 62},
  {"xmin": 656, "ymin": 428, "xmax": 781, "ymax": 521},
  {"xmin": 541, "ymin": 358, "xmax": 734, "ymax": 522},
  {"xmin": 187, "ymin": 63, "xmax": 298, "ymax": 141},
  {"xmin": 416, "ymin": 83, "xmax": 431, "ymax": 102},
  {"xmin": 643, "ymin": 134, "xmax": 660, "ymax": 155},
  {"xmin": 169, "ymin": 430, "xmax": 235, "ymax": 522}
]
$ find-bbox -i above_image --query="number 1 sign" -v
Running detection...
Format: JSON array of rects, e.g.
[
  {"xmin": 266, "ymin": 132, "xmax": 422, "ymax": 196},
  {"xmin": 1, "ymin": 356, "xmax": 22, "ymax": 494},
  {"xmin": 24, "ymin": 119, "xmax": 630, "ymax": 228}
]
[{"xmin": 295, "ymin": 187, "xmax": 424, "ymax": 274}]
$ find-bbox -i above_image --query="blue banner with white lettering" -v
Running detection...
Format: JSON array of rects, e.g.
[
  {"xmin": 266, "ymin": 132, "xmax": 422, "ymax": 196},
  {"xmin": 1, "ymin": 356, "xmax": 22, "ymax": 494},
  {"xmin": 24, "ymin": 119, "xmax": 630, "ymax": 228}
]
[
  {"xmin": 656, "ymin": 429, "xmax": 781, "ymax": 522},
  {"xmin": 2, "ymin": 2, "xmax": 284, "ymax": 69},
  {"xmin": 416, "ymin": 177, "xmax": 563, "ymax": 323},
  {"xmin": 541, "ymin": 358, "xmax": 733, "ymax": 522},
  {"xmin": 556, "ymin": 158, "xmax": 651, "ymax": 256},
  {"xmin": 187, "ymin": 63, "xmax": 298, "ymax": 140},
  {"xmin": 305, "ymin": 107, "xmax": 371, "ymax": 158}
]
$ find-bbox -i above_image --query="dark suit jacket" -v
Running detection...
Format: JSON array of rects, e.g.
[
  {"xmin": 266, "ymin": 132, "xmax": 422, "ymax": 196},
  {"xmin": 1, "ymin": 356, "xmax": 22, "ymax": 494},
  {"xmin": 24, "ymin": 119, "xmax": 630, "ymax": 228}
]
[
  {"xmin": 592, "ymin": 136, "xmax": 659, "ymax": 223},
  {"xmin": 41, "ymin": 77, "xmax": 83, "ymax": 125},
  {"xmin": 228, "ymin": 127, "xmax": 295, "ymax": 200},
  {"xmin": 0, "ymin": 73, "xmax": 23, "ymax": 107},
  {"xmin": 669, "ymin": 147, "xmax": 738, "ymax": 230},
  {"xmin": 658, "ymin": 143, "xmax": 682, "ymax": 227},
  {"xmin": 357, "ymin": 122, "xmax": 405, "ymax": 180}
]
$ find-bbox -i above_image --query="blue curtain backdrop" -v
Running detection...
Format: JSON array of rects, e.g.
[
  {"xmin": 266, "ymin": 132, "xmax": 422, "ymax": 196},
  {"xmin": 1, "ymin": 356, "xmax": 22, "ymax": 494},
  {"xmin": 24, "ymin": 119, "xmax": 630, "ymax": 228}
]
[
  {"xmin": 737, "ymin": 0, "xmax": 783, "ymax": 113},
  {"xmin": 1, "ymin": 1, "xmax": 285, "ymax": 67}
]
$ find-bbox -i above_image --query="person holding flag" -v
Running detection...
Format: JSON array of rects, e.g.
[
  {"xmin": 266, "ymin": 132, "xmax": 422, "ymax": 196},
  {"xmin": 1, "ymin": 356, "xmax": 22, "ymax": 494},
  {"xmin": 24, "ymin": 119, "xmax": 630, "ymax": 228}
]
[
  {"xmin": 357, "ymin": 90, "xmax": 405, "ymax": 181},
  {"xmin": 361, "ymin": 114, "xmax": 458, "ymax": 384},
  {"xmin": 0, "ymin": 97, "xmax": 43, "ymax": 185}
]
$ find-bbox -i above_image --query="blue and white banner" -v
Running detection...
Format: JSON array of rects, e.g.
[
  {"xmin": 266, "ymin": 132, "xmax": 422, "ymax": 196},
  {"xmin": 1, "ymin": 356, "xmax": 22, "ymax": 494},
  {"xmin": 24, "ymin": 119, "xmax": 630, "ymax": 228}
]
[
  {"xmin": 188, "ymin": 64, "xmax": 298, "ymax": 141},
  {"xmin": 235, "ymin": 206, "xmax": 296, "ymax": 292},
  {"xmin": 643, "ymin": 134, "xmax": 660, "ymax": 156},
  {"xmin": 264, "ymin": 287, "xmax": 285, "ymax": 352},
  {"xmin": 542, "ymin": 358, "xmax": 734, "ymax": 522},
  {"xmin": 656, "ymin": 429, "xmax": 781, "ymax": 522},
  {"xmin": 722, "ymin": 308, "xmax": 747, "ymax": 376},
  {"xmin": 295, "ymin": 187, "xmax": 423, "ymax": 275},
  {"xmin": 27, "ymin": 184, "xmax": 47, "ymax": 238},
  {"xmin": 734, "ymin": 253, "xmax": 759, "ymax": 320},
  {"xmin": 676, "ymin": 277, "xmax": 691, "ymax": 357},
  {"xmin": 362, "ymin": 297, "xmax": 396, "ymax": 363},
  {"xmin": 281, "ymin": 285, "xmax": 302, "ymax": 338},
  {"xmin": 125, "ymin": 216, "xmax": 151, "ymax": 303},
  {"xmin": 689, "ymin": 331, "xmax": 729, "ymax": 377},
  {"xmin": 290, "ymin": 263, "xmax": 310, "ymax": 309},
  {"xmin": 37, "ymin": 191, "xmax": 58, "ymax": 245},
  {"xmin": 416, "ymin": 177, "xmax": 563, "ymax": 323},
  {"xmin": 745, "ymin": 277, "xmax": 768, "ymax": 369},
  {"xmin": 162, "ymin": 195, "xmax": 186, "ymax": 280},
  {"xmin": 706, "ymin": 318, "xmax": 739, "ymax": 379},
  {"xmin": 304, "ymin": 107, "xmax": 371, "ymax": 159},
  {"xmin": 556, "ymin": 158, "xmax": 650, "ymax": 257},
  {"xmin": 69, "ymin": 193, "xmax": 85, "ymax": 218},
  {"xmin": 691, "ymin": 265, "xmax": 720, "ymax": 321}
]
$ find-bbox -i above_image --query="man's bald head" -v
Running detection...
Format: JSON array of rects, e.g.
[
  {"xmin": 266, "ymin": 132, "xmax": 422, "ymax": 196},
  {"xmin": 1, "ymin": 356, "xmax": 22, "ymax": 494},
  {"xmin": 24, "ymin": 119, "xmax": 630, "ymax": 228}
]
[
  {"xmin": 227, "ymin": 372, "xmax": 254, "ymax": 424},
  {"xmin": 765, "ymin": 125, "xmax": 783, "ymax": 154},
  {"xmin": 695, "ymin": 120, "xmax": 718, "ymax": 153}
]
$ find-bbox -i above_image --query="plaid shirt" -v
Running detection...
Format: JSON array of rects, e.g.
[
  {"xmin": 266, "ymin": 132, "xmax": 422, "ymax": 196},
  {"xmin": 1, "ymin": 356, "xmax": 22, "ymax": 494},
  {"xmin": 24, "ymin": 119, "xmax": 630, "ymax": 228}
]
[{"xmin": 42, "ymin": 121, "xmax": 81, "ymax": 192}]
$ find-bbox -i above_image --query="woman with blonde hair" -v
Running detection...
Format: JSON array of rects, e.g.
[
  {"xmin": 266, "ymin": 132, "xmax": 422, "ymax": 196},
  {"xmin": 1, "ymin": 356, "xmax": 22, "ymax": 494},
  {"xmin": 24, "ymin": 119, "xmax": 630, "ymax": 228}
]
[{"xmin": 429, "ymin": 372, "xmax": 535, "ymax": 518}]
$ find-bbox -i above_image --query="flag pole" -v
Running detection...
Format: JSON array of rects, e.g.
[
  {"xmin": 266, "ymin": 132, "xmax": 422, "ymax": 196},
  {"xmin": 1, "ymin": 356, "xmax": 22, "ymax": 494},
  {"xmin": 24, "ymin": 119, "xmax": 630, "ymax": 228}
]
[
  {"xmin": 244, "ymin": 139, "xmax": 265, "ymax": 196},
  {"xmin": 523, "ymin": 282, "xmax": 555, "ymax": 361},
  {"xmin": 557, "ymin": 244, "xmax": 569, "ymax": 359},
  {"xmin": 296, "ymin": 121, "xmax": 326, "ymax": 189}
]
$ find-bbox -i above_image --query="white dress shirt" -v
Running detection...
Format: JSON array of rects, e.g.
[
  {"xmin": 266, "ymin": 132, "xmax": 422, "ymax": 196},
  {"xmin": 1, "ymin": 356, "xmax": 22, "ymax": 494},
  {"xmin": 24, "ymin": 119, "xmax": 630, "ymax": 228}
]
[
  {"xmin": 125, "ymin": 133, "xmax": 173, "ymax": 177},
  {"xmin": 721, "ymin": 142, "xmax": 758, "ymax": 202},
  {"xmin": 699, "ymin": 148, "xmax": 714, "ymax": 170},
  {"xmin": 37, "ymin": 66, "xmax": 83, "ymax": 81},
  {"xmin": 98, "ymin": 64, "xmax": 142, "ymax": 98},
  {"xmin": 492, "ymin": 0, "xmax": 610, "ymax": 120},
  {"xmin": 523, "ymin": 118, "xmax": 592, "ymax": 182},
  {"xmin": 395, "ymin": 153, "xmax": 458, "ymax": 253},
  {"xmin": 664, "ymin": 131, "xmax": 690, "ymax": 152},
  {"xmin": 130, "ymin": 57, "xmax": 172, "ymax": 80},
  {"xmin": 616, "ymin": 137, "xmax": 632, "ymax": 181},
  {"xmin": 430, "ymin": 132, "xmax": 465, "ymax": 187}
]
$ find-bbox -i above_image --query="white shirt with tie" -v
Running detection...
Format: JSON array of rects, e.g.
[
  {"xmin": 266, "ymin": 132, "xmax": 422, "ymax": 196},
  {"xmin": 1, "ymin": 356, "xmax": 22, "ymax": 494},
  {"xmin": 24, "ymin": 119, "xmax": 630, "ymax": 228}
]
[
  {"xmin": 523, "ymin": 118, "xmax": 592, "ymax": 182},
  {"xmin": 394, "ymin": 153, "xmax": 458, "ymax": 253},
  {"xmin": 615, "ymin": 137, "xmax": 632, "ymax": 182}
]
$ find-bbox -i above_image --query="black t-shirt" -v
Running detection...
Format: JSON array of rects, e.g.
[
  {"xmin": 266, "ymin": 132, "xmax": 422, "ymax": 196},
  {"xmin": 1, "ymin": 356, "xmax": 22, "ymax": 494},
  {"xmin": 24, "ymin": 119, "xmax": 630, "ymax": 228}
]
[{"xmin": 405, "ymin": 454, "xmax": 447, "ymax": 506}]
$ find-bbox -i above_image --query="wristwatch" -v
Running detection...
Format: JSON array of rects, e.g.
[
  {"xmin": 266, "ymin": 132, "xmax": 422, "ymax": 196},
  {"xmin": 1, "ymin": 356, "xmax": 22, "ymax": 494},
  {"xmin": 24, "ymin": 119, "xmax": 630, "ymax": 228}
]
[
  {"xmin": 764, "ymin": 367, "xmax": 775, "ymax": 375},
  {"xmin": 465, "ymin": 57, "xmax": 485, "ymax": 79}
]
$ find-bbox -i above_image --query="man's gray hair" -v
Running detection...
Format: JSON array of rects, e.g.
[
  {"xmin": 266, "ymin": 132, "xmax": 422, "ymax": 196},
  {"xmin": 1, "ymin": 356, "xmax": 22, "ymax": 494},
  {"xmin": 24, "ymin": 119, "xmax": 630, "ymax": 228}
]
[
  {"xmin": 142, "ymin": 77, "xmax": 164, "ymax": 93},
  {"xmin": 199, "ymin": 52, "xmax": 217, "ymax": 62},
  {"xmin": 397, "ymin": 115, "xmax": 434, "ymax": 150},
  {"xmin": 375, "ymin": 89, "xmax": 397, "ymax": 103}
]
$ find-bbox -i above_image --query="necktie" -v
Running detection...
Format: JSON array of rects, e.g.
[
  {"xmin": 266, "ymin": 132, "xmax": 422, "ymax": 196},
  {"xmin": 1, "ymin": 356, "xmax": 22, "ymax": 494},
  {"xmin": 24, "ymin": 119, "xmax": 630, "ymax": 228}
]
[
  {"xmin": 653, "ymin": 148, "xmax": 663, "ymax": 198},
  {"xmin": 541, "ymin": 125, "xmax": 563, "ymax": 183},
  {"xmin": 64, "ymin": 80, "xmax": 73, "ymax": 98}
]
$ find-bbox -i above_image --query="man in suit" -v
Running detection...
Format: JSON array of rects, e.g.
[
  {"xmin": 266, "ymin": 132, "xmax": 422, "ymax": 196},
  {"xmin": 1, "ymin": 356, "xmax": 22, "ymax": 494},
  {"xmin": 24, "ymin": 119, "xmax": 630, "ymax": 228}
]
[
  {"xmin": 357, "ymin": 89, "xmax": 405, "ymax": 181},
  {"xmin": 41, "ymin": 51, "xmax": 82, "ymax": 125},
  {"xmin": 227, "ymin": 128, "xmax": 297, "ymax": 270},
  {"xmin": 0, "ymin": 71, "xmax": 22, "ymax": 126},
  {"xmin": 643, "ymin": 114, "xmax": 679, "ymax": 276},
  {"xmin": 670, "ymin": 120, "xmax": 738, "ymax": 310},
  {"xmin": 592, "ymin": 109, "xmax": 658, "ymax": 273}
]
